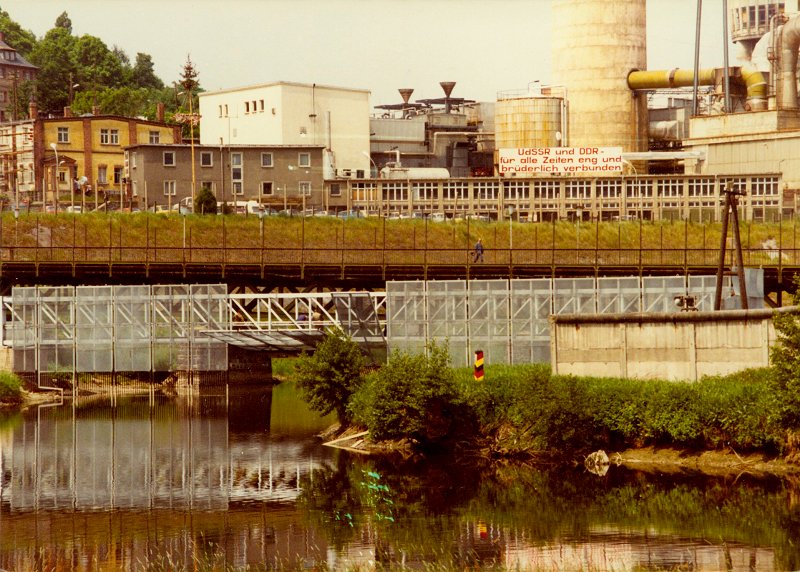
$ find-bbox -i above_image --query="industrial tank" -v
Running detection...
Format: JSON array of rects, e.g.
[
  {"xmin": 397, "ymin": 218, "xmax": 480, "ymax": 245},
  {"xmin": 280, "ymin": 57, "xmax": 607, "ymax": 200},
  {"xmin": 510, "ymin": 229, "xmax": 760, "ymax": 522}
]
[
  {"xmin": 551, "ymin": 0, "xmax": 648, "ymax": 152},
  {"xmin": 495, "ymin": 96, "xmax": 563, "ymax": 148}
]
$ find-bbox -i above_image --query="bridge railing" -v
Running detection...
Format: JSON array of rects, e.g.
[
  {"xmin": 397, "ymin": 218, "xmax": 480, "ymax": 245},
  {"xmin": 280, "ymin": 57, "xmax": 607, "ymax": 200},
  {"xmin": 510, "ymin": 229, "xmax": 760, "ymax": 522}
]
[{"xmin": 1, "ymin": 243, "xmax": 796, "ymax": 269}]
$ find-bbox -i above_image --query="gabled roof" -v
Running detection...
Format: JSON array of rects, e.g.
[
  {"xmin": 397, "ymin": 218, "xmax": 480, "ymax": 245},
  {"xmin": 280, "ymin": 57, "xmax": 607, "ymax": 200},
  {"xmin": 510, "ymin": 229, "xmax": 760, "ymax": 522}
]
[{"xmin": 0, "ymin": 37, "xmax": 37, "ymax": 70}]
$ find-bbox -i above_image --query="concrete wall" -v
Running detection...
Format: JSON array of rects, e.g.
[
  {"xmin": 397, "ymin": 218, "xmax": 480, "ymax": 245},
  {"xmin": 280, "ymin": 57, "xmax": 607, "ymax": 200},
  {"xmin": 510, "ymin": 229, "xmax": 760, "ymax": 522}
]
[{"xmin": 550, "ymin": 308, "xmax": 788, "ymax": 381}]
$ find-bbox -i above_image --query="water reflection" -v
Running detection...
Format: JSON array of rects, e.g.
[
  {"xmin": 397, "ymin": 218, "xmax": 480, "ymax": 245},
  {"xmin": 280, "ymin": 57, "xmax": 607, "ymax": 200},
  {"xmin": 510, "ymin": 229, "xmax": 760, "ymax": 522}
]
[{"xmin": 2, "ymin": 385, "xmax": 800, "ymax": 571}]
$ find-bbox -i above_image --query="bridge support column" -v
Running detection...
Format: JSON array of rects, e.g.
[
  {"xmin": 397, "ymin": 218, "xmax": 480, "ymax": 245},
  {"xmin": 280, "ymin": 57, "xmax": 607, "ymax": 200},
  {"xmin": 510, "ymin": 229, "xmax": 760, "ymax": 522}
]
[{"xmin": 227, "ymin": 346, "xmax": 274, "ymax": 384}]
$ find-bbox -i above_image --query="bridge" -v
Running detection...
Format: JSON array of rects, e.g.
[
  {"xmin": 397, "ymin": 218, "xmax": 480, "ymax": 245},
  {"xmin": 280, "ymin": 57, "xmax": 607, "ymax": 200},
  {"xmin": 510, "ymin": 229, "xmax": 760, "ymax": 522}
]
[{"xmin": 1, "ymin": 242, "xmax": 798, "ymax": 301}]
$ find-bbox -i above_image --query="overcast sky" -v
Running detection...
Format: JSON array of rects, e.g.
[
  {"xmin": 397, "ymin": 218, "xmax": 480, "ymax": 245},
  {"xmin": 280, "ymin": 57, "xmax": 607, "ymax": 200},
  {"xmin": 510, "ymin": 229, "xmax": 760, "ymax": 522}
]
[{"xmin": 3, "ymin": 0, "xmax": 735, "ymax": 108}]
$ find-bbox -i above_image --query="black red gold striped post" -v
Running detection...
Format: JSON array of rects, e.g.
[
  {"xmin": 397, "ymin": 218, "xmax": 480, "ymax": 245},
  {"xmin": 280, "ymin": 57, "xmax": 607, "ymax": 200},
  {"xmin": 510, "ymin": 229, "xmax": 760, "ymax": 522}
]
[{"xmin": 473, "ymin": 350, "xmax": 484, "ymax": 381}]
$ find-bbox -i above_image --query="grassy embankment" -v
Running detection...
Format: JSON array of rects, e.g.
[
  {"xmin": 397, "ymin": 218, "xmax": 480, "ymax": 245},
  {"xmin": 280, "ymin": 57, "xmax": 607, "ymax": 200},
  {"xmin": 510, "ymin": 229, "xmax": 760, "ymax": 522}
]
[
  {"xmin": 0, "ymin": 211, "xmax": 797, "ymax": 268},
  {"xmin": 278, "ymin": 354, "xmax": 800, "ymax": 465}
]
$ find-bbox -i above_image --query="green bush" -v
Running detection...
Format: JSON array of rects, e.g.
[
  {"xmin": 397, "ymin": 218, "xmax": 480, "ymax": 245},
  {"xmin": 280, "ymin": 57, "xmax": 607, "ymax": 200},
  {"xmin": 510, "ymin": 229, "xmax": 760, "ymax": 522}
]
[
  {"xmin": 351, "ymin": 343, "xmax": 477, "ymax": 451},
  {"xmin": 295, "ymin": 331, "xmax": 367, "ymax": 425},
  {"xmin": 0, "ymin": 371, "xmax": 23, "ymax": 403}
]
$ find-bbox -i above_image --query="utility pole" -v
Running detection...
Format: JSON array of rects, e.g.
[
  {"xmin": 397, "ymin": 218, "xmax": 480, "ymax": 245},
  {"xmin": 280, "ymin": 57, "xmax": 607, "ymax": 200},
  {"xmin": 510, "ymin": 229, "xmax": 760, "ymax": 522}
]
[{"xmin": 714, "ymin": 183, "xmax": 748, "ymax": 310}]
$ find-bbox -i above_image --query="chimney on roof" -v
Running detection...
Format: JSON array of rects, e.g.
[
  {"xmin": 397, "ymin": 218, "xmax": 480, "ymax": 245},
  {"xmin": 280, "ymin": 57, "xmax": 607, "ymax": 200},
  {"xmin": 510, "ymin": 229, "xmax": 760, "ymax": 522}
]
[
  {"xmin": 156, "ymin": 102, "xmax": 165, "ymax": 122},
  {"xmin": 28, "ymin": 100, "xmax": 37, "ymax": 120},
  {"xmin": 64, "ymin": 106, "xmax": 72, "ymax": 118},
  {"xmin": 92, "ymin": 105, "xmax": 100, "ymax": 116},
  {"xmin": 0, "ymin": 32, "xmax": 5, "ymax": 43}
]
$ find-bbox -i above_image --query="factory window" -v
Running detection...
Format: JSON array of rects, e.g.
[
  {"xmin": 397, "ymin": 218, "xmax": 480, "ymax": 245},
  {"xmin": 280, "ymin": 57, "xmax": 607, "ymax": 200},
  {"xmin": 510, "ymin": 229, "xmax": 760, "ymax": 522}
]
[
  {"xmin": 164, "ymin": 180, "xmax": 176, "ymax": 196},
  {"xmin": 626, "ymin": 179, "xmax": 653, "ymax": 198},
  {"xmin": 219, "ymin": 105, "xmax": 223, "ymax": 118},
  {"xmin": 473, "ymin": 181, "xmax": 499, "ymax": 201},
  {"xmin": 57, "ymin": 127, "xmax": 69, "ymax": 143},
  {"xmin": 224, "ymin": 104, "xmax": 229, "ymax": 116},
  {"xmin": 443, "ymin": 181, "xmax": 468, "ymax": 200},
  {"xmin": 261, "ymin": 181, "xmax": 273, "ymax": 196},
  {"xmin": 299, "ymin": 182, "xmax": 312, "ymax": 196},
  {"xmin": 503, "ymin": 180, "xmax": 530, "ymax": 200},
  {"xmin": 100, "ymin": 128, "xmax": 119, "ymax": 145},
  {"xmin": 657, "ymin": 179, "xmax": 683, "ymax": 198},
  {"xmin": 688, "ymin": 178, "xmax": 715, "ymax": 197},
  {"xmin": 596, "ymin": 179, "xmax": 622, "ymax": 199},
  {"xmin": 533, "ymin": 181, "xmax": 560, "ymax": 200},
  {"xmin": 352, "ymin": 182, "xmax": 376, "ymax": 202},
  {"xmin": 751, "ymin": 177, "xmax": 778, "ymax": 196},
  {"xmin": 298, "ymin": 152, "xmax": 311, "ymax": 168},
  {"xmin": 413, "ymin": 182, "xmax": 438, "ymax": 201},
  {"xmin": 261, "ymin": 152, "xmax": 273, "ymax": 167},
  {"xmin": 259, "ymin": 100, "xmax": 265, "ymax": 112},
  {"xmin": 382, "ymin": 182, "xmax": 408, "ymax": 202},
  {"xmin": 163, "ymin": 151, "xmax": 175, "ymax": 167},
  {"xmin": 564, "ymin": 180, "xmax": 591, "ymax": 201},
  {"xmin": 720, "ymin": 177, "xmax": 747, "ymax": 195},
  {"xmin": 200, "ymin": 151, "xmax": 213, "ymax": 167},
  {"xmin": 252, "ymin": 100, "xmax": 257, "ymax": 112},
  {"xmin": 245, "ymin": 101, "xmax": 250, "ymax": 114},
  {"xmin": 149, "ymin": 131, "xmax": 160, "ymax": 144}
]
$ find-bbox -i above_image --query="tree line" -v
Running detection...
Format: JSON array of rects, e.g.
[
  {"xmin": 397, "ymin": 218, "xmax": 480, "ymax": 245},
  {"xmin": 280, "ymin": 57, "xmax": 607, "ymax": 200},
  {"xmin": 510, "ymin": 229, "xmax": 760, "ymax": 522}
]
[{"xmin": 0, "ymin": 8, "xmax": 196, "ymax": 122}]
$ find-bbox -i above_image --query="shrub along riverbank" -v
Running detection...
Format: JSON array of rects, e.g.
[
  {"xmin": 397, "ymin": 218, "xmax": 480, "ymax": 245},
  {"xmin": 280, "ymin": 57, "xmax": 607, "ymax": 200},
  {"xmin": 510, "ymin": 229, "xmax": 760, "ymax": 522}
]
[{"xmin": 291, "ymin": 323, "xmax": 800, "ymax": 467}]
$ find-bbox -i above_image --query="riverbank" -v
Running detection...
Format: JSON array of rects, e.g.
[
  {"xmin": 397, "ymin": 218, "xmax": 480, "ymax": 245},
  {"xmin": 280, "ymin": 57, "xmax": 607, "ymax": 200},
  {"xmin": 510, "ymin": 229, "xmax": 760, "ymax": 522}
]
[{"xmin": 322, "ymin": 424, "xmax": 800, "ymax": 477}]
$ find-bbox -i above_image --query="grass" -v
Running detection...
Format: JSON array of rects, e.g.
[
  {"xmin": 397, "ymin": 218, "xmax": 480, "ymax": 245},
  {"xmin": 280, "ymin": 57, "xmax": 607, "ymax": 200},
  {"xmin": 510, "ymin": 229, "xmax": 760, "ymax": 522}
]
[{"xmin": 0, "ymin": 370, "xmax": 23, "ymax": 403}]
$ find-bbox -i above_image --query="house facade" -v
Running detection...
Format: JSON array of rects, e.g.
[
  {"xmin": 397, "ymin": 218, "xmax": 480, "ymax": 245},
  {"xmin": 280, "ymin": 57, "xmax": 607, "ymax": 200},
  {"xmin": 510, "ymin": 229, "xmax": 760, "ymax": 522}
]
[
  {"xmin": 199, "ymin": 82, "xmax": 371, "ymax": 179},
  {"xmin": 33, "ymin": 105, "xmax": 181, "ymax": 207},
  {"xmin": 0, "ymin": 32, "xmax": 37, "ymax": 123},
  {"xmin": 124, "ymin": 143, "xmax": 344, "ymax": 211}
]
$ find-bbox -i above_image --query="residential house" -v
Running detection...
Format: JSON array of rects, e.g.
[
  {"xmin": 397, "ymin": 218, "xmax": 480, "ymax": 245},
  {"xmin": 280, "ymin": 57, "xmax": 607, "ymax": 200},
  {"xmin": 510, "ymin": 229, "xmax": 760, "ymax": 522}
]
[
  {"xmin": 32, "ymin": 103, "xmax": 181, "ymax": 208},
  {"xmin": 124, "ymin": 143, "xmax": 344, "ymax": 212},
  {"xmin": 0, "ymin": 32, "xmax": 37, "ymax": 122}
]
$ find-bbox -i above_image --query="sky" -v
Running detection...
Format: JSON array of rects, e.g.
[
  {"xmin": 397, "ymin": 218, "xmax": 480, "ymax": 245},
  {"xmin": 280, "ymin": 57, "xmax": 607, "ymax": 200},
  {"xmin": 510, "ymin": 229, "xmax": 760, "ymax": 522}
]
[{"xmin": 2, "ymin": 0, "xmax": 737, "ymax": 109}]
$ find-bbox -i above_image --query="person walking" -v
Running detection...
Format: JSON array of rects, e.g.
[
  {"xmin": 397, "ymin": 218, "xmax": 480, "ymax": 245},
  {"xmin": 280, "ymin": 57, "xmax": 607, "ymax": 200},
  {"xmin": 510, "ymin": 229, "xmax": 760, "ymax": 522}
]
[{"xmin": 473, "ymin": 238, "xmax": 484, "ymax": 262}]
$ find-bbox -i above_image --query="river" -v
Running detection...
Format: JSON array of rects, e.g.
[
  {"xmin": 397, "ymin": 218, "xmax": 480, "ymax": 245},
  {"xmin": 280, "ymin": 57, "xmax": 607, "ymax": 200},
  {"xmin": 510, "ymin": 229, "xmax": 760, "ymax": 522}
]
[{"xmin": 1, "ymin": 383, "xmax": 799, "ymax": 571}]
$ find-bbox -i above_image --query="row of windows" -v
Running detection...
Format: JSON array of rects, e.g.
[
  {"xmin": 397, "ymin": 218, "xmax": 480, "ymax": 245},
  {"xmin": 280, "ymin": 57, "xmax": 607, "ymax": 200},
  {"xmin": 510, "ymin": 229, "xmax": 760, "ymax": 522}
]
[
  {"xmin": 218, "ymin": 99, "xmax": 270, "ymax": 117},
  {"xmin": 159, "ymin": 150, "xmax": 311, "ymax": 168},
  {"xmin": 351, "ymin": 177, "xmax": 780, "ymax": 201},
  {"xmin": 160, "ymin": 180, "xmax": 323, "ymax": 197},
  {"xmin": 56, "ymin": 127, "xmax": 163, "ymax": 145},
  {"xmin": 0, "ymin": 66, "xmax": 34, "ymax": 80}
]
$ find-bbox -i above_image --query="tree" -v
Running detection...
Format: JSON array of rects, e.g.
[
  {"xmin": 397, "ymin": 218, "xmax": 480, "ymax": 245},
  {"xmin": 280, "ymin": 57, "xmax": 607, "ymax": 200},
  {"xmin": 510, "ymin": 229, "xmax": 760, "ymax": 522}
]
[
  {"xmin": 132, "ymin": 53, "xmax": 164, "ymax": 89},
  {"xmin": 354, "ymin": 343, "xmax": 476, "ymax": 450},
  {"xmin": 769, "ymin": 278, "xmax": 800, "ymax": 428},
  {"xmin": 54, "ymin": 11, "xmax": 72, "ymax": 33},
  {"xmin": 28, "ymin": 27, "xmax": 77, "ymax": 113},
  {"xmin": 0, "ymin": 9, "xmax": 37, "ymax": 56},
  {"xmin": 295, "ymin": 331, "xmax": 368, "ymax": 426},
  {"xmin": 194, "ymin": 186, "xmax": 217, "ymax": 215}
]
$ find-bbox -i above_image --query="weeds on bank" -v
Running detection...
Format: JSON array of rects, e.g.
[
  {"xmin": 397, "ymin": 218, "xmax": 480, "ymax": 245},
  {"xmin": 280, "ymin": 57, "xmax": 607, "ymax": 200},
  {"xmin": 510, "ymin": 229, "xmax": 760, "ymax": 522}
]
[{"xmin": 0, "ymin": 370, "xmax": 23, "ymax": 403}]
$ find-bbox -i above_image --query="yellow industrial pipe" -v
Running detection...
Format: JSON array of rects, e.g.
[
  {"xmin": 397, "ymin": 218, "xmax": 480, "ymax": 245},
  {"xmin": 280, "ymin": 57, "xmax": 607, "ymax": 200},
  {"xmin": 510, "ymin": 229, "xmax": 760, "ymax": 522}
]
[
  {"xmin": 627, "ymin": 67, "xmax": 768, "ymax": 111},
  {"xmin": 626, "ymin": 68, "xmax": 715, "ymax": 90}
]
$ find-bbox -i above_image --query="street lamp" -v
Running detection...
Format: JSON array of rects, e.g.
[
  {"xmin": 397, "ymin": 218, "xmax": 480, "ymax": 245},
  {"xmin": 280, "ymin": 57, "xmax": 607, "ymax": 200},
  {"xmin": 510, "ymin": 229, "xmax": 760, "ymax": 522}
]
[
  {"xmin": 361, "ymin": 150, "xmax": 379, "ymax": 178},
  {"xmin": 50, "ymin": 143, "xmax": 59, "ymax": 213}
]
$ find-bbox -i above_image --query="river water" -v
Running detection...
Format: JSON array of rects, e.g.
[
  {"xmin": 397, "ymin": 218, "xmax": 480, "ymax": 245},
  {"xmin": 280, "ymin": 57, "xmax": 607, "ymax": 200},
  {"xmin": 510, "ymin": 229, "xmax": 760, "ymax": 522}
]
[{"xmin": 1, "ymin": 383, "xmax": 799, "ymax": 572}]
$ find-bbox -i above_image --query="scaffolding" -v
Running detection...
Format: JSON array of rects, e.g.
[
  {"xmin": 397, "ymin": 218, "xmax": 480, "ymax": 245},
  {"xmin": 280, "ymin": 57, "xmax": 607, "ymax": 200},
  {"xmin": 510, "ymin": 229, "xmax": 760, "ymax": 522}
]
[{"xmin": 386, "ymin": 276, "xmax": 731, "ymax": 368}]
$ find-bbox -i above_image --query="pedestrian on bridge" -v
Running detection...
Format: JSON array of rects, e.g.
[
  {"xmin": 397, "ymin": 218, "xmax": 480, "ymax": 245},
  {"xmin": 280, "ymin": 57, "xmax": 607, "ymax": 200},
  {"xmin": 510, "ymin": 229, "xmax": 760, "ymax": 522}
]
[{"xmin": 473, "ymin": 238, "xmax": 484, "ymax": 263}]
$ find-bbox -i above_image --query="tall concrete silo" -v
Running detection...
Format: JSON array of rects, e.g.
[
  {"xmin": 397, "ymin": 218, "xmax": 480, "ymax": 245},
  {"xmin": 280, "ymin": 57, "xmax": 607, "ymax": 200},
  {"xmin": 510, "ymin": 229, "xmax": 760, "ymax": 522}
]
[{"xmin": 551, "ymin": 0, "xmax": 649, "ymax": 152}]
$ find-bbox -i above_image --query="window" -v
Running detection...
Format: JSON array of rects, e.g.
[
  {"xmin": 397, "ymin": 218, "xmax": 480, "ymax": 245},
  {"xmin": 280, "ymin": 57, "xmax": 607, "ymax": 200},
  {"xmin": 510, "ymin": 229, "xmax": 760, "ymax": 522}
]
[
  {"xmin": 231, "ymin": 152, "xmax": 243, "ymax": 181},
  {"xmin": 164, "ymin": 181, "xmax": 176, "ymax": 196},
  {"xmin": 98, "ymin": 165, "xmax": 108, "ymax": 185},
  {"xmin": 200, "ymin": 151, "xmax": 213, "ymax": 167},
  {"xmin": 163, "ymin": 151, "xmax": 175, "ymax": 166},
  {"xmin": 259, "ymin": 99, "xmax": 264, "ymax": 112},
  {"xmin": 329, "ymin": 183, "xmax": 341, "ymax": 197},
  {"xmin": 245, "ymin": 101, "xmax": 250, "ymax": 113},
  {"xmin": 299, "ymin": 182, "xmax": 311, "ymax": 196},
  {"xmin": 57, "ymin": 127, "xmax": 69, "ymax": 143},
  {"xmin": 100, "ymin": 128, "xmax": 119, "ymax": 145},
  {"xmin": 113, "ymin": 166, "xmax": 123, "ymax": 184},
  {"xmin": 261, "ymin": 152, "xmax": 273, "ymax": 168},
  {"xmin": 200, "ymin": 181, "xmax": 215, "ymax": 193},
  {"xmin": 149, "ymin": 131, "xmax": 160, "ymax": 144},
  {"xmin": 298, "ymin": 152, "xmax": 311, "ymax": 167},
  {"xmin": 130, "ymin": 152, "xmax": 137, "ymax": 169},
  {"xmin": 261, "ymin": 182, "xmax": 274, "ymax": 196},
  {"xmin": 232, "ymin": 182, "xmax": 243, "ymax": 195}
]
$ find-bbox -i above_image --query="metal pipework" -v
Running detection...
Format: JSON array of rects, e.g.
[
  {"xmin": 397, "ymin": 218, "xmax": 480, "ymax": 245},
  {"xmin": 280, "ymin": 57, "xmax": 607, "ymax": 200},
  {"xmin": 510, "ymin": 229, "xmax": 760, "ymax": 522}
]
[
  {"xmin": 627, "ymin": 68, "xmax": 768, "ymax": 111},
  {"xmin": 779, "ymin": 14, "xmax": 800, "ymax": 109}
]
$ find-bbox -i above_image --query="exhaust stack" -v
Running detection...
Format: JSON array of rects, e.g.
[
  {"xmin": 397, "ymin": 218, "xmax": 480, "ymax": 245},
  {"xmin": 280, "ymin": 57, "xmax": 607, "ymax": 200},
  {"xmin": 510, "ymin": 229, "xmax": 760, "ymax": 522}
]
[{"xmin": 440, "ymin": 81, "xmax": 456, "ymax": 112}]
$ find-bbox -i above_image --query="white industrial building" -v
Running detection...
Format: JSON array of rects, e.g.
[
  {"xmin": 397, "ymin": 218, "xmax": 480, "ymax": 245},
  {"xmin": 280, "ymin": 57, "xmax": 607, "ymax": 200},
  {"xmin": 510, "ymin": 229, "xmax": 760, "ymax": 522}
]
[{"xmin": 198, "ymin": 81, "xmax": 372, "ymax": 179}]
